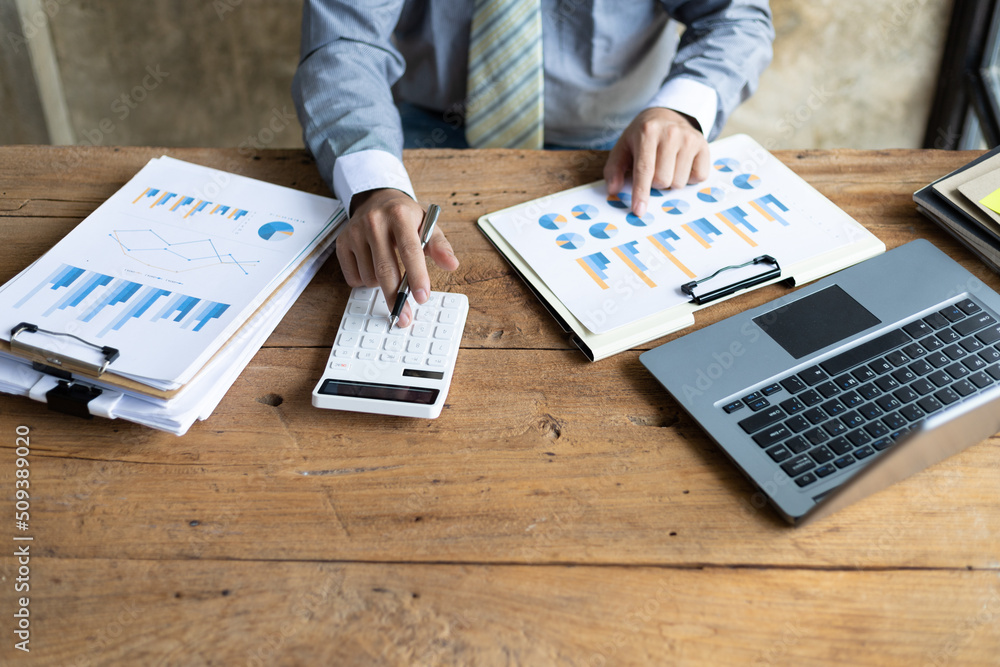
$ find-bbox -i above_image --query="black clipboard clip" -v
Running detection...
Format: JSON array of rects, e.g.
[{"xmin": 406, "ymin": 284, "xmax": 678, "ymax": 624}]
[
  {"xmin": 681, "ymin": 255, "xmax": 781, "ymax": 305},
  {"xmin": 10, "ymin": 322, "xmax": 120, "ymax": 378}
]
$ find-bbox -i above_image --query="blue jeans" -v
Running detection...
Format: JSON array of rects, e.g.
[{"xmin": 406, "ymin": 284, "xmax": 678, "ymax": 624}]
[{"xmin": 397, "ymin": 102, "xmax": 619, "ymax": 151}]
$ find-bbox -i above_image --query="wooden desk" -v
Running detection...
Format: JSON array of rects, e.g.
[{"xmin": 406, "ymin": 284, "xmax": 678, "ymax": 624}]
[{"xmin": 1, "ymin": 146, "xmax": 998, "ymax": 666}]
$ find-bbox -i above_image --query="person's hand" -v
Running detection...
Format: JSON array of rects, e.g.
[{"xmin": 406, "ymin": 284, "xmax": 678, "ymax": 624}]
[
  {"xmin": 337, "ymin": 188, "xmax": 459, "ymax": 328},
  {"xmin": 604, "ymin": 107, "xmax": 711, "ymax": 218}
]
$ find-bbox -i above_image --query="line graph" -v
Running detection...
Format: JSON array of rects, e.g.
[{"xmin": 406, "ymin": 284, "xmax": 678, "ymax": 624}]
[{"xmin": 109, "ymin": 229, "xmax": 260, "ymax": 275}]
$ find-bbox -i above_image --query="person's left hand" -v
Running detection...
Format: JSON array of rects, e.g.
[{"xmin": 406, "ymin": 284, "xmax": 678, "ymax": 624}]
[{"xmin": 604, "ymin": 107, "xmax": 711, "ymax": 218}]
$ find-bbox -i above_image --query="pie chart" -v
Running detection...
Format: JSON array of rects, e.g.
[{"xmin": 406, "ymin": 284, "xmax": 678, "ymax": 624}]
[
  {"xmin": 589, "ymin": 222, "xmax": 618, "ymax": 239},
  {"xmin": 539, "ymin": 213, "xmax": 568, "ymax": 230},
  {"xmin": 571, "ymin": 204, "xmax": 599, "ymax": 220},
  {"xmin": 258, "ymin": 221, "xmax": 294, "ymax": 241},
  {"xmin": 662, "ymin": 199, "xmax": 690, "ymax": 215},
  {"xmin": 607, "ymin": 192, "xmax": 631, "ymax": 209},
  {"xmin": 714, "ymin": 158, "xmax": 740, "ymax": 172},
  {"xmin": 556, "ymin": 232, "xmax": 585, "ymax": 250},
  {"xmin": 734, "ymin": 174, "xmax": 761, "ymax": 190},
  {"xmin": 697, "ymin": 187, "xmax": 724, "ymax": 203},
  {"xmin": 626, "ymin": 212, "xmax": 653, "ymax": 227}
]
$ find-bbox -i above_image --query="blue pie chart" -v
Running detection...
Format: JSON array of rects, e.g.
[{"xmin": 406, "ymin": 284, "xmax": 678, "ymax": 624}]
[
  {"xmin": 734, "ymin": 173, "xmax": 761, "ymax": 190},
  {"xmin": 589, "ymin": 222, "xmax": 618, "ymax": 239},
  {"xmin": 539, "ymin": 213, "xmax": 568, "ymax": 230},
  {"xmin": 258, "ymin": 221, "xmax": 294, "ymax": 241},
  {"xmin": 662, "ymin": 199, "xmax": 690, "ymax": 215},
  {"xmin": 608, "ymin": 192, "xmax": 631, "ymax": 209},
  {"xmin": 556, "ymin": 232, "xmax": 585, "ymax": 250},
  {"xmin": 626, "ymin": 212, "xmax": 653, "ymax": 227},
  {"xmin": 571, "ymin": 204, "xmax": 599, "ymax": 220},
  {"xmin": 714, "ymin": 158, "xmax": 740, "ymax": 173},
  {"xmin": 697, "ymin": 187, "xmax": 724, "ymax": 203}
]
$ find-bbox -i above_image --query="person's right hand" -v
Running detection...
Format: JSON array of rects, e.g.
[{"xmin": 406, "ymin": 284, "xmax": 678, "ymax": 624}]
[{"xmin": 336, "ymin": 188, "xmax": 459, "ymax": 328}]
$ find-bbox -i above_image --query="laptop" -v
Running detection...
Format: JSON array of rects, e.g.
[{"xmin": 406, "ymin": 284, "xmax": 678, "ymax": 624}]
[{"xmin": 640, "ymin": 239, "xmax": 1000, "ymax": 524}]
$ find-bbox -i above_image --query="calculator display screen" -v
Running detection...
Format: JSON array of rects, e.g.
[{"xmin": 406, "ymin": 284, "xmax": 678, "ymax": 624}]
[
  {"xmin": 753, "ymin": 285, "xmax": 881, "ymax": 359},
  {"xmin": 318, "ymin": 379, "xmax": 439, "ymax": 404}
]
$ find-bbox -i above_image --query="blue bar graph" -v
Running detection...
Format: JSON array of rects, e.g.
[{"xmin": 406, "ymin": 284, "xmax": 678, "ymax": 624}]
[
  {"xmin": 14, "ymin": 264, "xmax": 85, "ymax": 308},
  {"xmin": 717, "ymin": 206, "xmax": 758, "ymax": 233},
  {"xmin": 188, "ymin": 301, "xmax": 230, "ymax": 332},
  {"xmin": 99, "ymin": 286, "xmax": 172, "ymax": 337},
  {"xmin": 13, "ymin": 263, "xmax": 231, "ymax": 338},
  {"xmin": 751, "ymin": 194, "xmax": 791, "ymax": 227},
  {"xmin": 649, "ymin": 229, "xmax": 681, "ymax": 252},
  {"xmin": 43, "ymin": 271, "xmax": 113, "ymax": 316},
  {"xmin": 685, "ymin": 218, "xmax": 723, "ymax": 247},
  {"xmin": 80, "ymin": 279, "xmax": 143, "ymax": 322}
]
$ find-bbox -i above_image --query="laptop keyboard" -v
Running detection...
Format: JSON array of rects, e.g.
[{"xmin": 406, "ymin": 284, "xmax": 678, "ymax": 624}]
[{"xmin": 724, "ymin": 297, "xmax": 1000, "ymax": 489}]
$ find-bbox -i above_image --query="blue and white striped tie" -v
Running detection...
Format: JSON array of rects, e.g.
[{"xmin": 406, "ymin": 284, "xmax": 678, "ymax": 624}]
[{"xmin": 465, "ymin": 0, "xmax": 544, "ymax": 149}]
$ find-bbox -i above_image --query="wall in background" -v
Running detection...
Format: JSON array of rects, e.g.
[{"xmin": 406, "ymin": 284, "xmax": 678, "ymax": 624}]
[{"xmin": 1, "ymin": 0, "xmax": 953, "ymax": 151}]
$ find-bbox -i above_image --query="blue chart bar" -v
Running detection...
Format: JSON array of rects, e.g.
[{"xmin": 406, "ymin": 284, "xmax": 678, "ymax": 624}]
[
  {"xmin": 717, "ymin": 206, "xmax": 758, "ymax": 233},
  {"xmin": 751, "ymin": 194, "xmax": 791, "ymax": 226},
  {"xmin": 188, "ymin": 300, "xmax": 230, "ymax": 332},
  {"xmin": 686, "ymin": 218, "xmax": 723, "ymax": 246},
  {"xmin": 649, "ymin": 229, "xmax": 681, "ymax": 252},
  {"xmin": 81, "ymin": 279, "xmax": 143, "ymax": 322},
  {"xmin": 14, "ymin": 264, "xmax": 85, "ymax": 308},
  {"xmin": 43, "ymin": 271, "xmax": 113, "ymax": 316},
  {"xmin": 13, "ymin": 263, "xmax": 231, "ymax": 338},
  {"xmin": 100, "ymin": 286, "xmax": 172, "ymax": 337},
  {"xmin": 155, "ymin": 293, "xmax": 201, "ymax": 323}
]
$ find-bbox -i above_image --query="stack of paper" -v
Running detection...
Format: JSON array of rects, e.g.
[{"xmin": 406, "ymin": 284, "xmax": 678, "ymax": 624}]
[
  {"xmin": 0, "ymin": 156, "xmax": 345, "ymax": 434},
  {"xmin": 914, "ymin": 145, "xmax": 1000, "ymax": 273}
]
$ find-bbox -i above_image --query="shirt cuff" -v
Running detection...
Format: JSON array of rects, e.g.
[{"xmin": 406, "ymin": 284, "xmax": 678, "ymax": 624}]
[
  {"xmin": 332, "ymin": 149, "xmax": 417, "ymax": 213},
  {"xmin": 643, "ymin": 78, "xmax": 719, "ymax": 139}
]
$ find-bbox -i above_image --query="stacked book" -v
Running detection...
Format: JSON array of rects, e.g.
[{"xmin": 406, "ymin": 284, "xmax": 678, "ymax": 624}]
[
  {"xmin": 914, "ymin": 145, "xmax": 1000, "ymax": 273},
  {"xmin": 0, "ymin": 157, "xmax": 345, "ymax": 434}
]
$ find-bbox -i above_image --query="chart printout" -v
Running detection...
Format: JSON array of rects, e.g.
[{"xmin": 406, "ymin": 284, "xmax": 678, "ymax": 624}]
[
  {"xmin": 0, "ymin": 157, "xmax": 341, "ymax": 385},
  {"xmin": 489, "ymin": 134, "xmax": 866, "ymax": 334}
]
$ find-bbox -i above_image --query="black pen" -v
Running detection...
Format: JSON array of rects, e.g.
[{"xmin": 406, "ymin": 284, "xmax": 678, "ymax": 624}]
[{"xmin": 388, "ymin": 203, "xmax": 440, "ymax": 329}]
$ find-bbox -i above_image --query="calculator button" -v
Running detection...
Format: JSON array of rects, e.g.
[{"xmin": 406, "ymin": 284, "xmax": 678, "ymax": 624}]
[
  {"xmin": 357, "ymin": 350, "xmax": 375, "ymax": 360},
  {"xmin": 438, "ymin": 310, "xmax": 458, "ymax": 324},
  {"xmin": 348, "ymin": 302, "xmax": 369, "ymax": 316},
  {"xmin": 416, "ymin": 308, "xmax": 436, "ymax": 322},
  {"xmin": 407, "ymin": 339, "xmax": 429, "ymax": 354},
  {"xmin": 411, "ymin": 322, "xmax": 431, "ymax": 338},
  {"xmin": 361, "ymin": 335, "xmax": 380, "ymax": 349},
  {"xmin": 403, "ymin": 354, "xmax": 423, "ymax": 364},
  {"xmin": 334, "ymin": 348, "xmax": 353, "ymax": 358},
  {"xmin": 343, "ymin": 316, "xmax": 364, "ymax": 331},
  {"xmin": 428, "ymin": 356, "xmax": 446, "ymax": 367},
  {"xmin": 353, "ymin": 287, "xmax": 377, "ymax": 300},
  {"xmin": 384, "ymin": 338, "xmax": 403, "ymax": 352},
  {"xmin": 337, "ymin": 333, "xmax": 359, "ymax": 348},
  {"xmin": 442, "ymin": 294, "xmax": 461, "ymax": 308},
  {"xmin": 371, "ymin": 297, "xmax": 391, "ymax": 318},
  {"xmin": 434, "ymin": 325, "xmax": 454, "ymax": 340},
  {"xmin": 328, "ymin": 361, "xmax": 350, "ymax": 371},
  {"xmin": 380, "ymin": 352, "xmax": 399, "ymax": 363},
  {"xmin": 431, "ymin": 341, "xmax": 451, "ymax": 356},
  {"xmin": 366, "ymin": 319, "xmax": 387, "ymax": 333}
]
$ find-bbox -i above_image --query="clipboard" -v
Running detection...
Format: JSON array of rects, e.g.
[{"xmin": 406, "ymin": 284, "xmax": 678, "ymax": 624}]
[
  {"xmin": 0, "ymin": 236, "xmax": 338, "ymax": 420},
  {"xmin": 476, "ymin": 135, "xmax": 886, "ymax": 361}
]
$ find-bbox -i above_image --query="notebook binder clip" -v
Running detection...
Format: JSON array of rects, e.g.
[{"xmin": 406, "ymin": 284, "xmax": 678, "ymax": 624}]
[
  {"xmin": 681, "ymin": 255, "xmax": 781, "ymax": 305},
  {"xmin": 10, "ymin": 322, "xmax": 120, "ymax": 378}
]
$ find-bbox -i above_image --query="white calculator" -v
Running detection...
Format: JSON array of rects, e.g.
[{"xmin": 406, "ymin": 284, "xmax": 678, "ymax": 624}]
[{"xmin": 312, "ymin": 286, "xmax": 469, "ymax": 418}]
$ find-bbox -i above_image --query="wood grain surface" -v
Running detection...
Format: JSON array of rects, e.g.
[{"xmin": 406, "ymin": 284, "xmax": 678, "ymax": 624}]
[{"xmin": 0, "ymin": 146, "xmax": 997, "ymax": 666}]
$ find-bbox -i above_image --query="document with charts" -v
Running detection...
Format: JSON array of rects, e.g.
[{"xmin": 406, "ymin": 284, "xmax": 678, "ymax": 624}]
[
  {"xmin": 478, "ymin": 134, "xmax": 884, "ymax": 360},
  {"xmin": 0, "ymin": 156, "xmax": 345, "ymax": 389}
]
